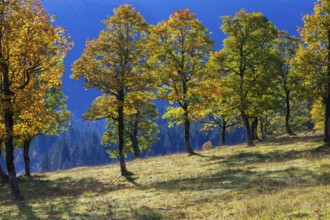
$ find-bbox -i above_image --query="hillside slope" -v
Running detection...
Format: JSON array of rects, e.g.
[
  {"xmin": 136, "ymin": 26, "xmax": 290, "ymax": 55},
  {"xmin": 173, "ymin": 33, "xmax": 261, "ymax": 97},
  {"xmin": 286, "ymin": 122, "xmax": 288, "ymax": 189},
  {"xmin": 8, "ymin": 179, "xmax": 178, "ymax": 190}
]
[{"xmin": 0, "ymin": 133, "xmax": 329, "ymax": 219}]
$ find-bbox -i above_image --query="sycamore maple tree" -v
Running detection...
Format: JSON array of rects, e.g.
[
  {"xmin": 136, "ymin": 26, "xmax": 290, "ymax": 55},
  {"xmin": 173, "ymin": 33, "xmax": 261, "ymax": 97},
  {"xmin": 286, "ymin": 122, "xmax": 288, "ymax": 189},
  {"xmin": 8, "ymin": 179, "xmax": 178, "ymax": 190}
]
[
  {"xmin": 276, "ymin": 31, "xmax": 301, "ymax": 135},
  {"xmin": 0, "ymin": 0, "xmax": 71, "ymax": 199},
  {"xmin": 218, "ymin": 9, "xmax": 278, "ymax": 146},
  {"xmin": 72, "ymin": 4, "xmax": 155, "ymax": 176},
  {"xmin": 148, "ymin": 9, "xmax": 213, "ymax": 155},
  {"xmin": 292, "ymin": 0, "xmax": 330, "ymax": 143}
]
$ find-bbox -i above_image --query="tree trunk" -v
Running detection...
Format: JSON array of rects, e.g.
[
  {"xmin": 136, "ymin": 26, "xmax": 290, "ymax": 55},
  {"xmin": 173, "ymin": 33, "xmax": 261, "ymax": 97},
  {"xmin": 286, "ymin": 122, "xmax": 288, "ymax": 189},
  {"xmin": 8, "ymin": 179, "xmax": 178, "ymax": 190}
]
[
  {"xmin": 251, "ymin": 118, "xmax": 256, "ymax": 140},
  {"xmin": 260, "ymin": 116, "xmax": 266, "ymax": 141},
  {"xmin": 221, "ymin": 118, "xmax": 226, "ymax": 146},
  {"xmin": 5, "ymin": 110, "xmax": 23, "ymax": 199},
  {"xmin": 2, "ymin": 61, "xmax": 23, "ymax": 199},
  {"xmin": 132, "ymin": 137, "xmax": 140, "ymax": 158},
  {"xmin": 118, "ymin": 91, "xmax": 128, "ymax": 176},
  {"xmin": 23, "ymin": 139, "xmax": 32, "ymax": 176},
  {"xmin": 183, "ymin": 108, "xmax": 195, "ymax": 155},
  {"xmin": 132, "ymin": 113, "xmax": 140, "ymax": 158},
  {"xmin": 242, "ymin": 114, "xmax": 254, "ymax": 147},
  {"xmin": 324, "ymin": 30, "xmax": 330, "ymax": 143},
  {"xmin": 264, "ymin": 113, "xmax": 268, "ymax": 140},
  {"xmin": 0, "ymin": 150, "xmax": 8, "ymax": 182},
  {"xmin": 251, "ymin": 117, "xmax": 261, "ymax": 141},
  {"xmin": 285, "ymin": 90, "xmax": 295, "ymax": 135}
]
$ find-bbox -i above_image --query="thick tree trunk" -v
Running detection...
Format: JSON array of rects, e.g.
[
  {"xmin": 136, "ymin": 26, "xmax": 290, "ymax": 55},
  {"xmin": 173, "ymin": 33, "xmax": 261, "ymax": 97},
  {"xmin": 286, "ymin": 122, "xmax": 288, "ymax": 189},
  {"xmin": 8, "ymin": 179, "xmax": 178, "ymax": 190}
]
[
  {"xmin": 242, "ymin": 115, "xmax": 255, "ymax": 147},
  {"xmin": 324, "ymin": 30, "xmax": 330, "ymax": 143},
  {"xmin": 251, "ymin": 117, "xmax": 261, "ymax": 141},
  {"xmin": 0, "ymin": 150, "xmax": 8, "ymax": 182},
  {"xmin": 285, "ymin": 90, "xmax": 295, "ymax": 135},
  {"xmin": 118, "ymin": 91, "xmax": 128, "ymax": 176},
  {"xmin": 5, "ymin": 110, "xmax": 23, "ymax": 199},
  {"xmin": 183, "ymin": 109, "xmax": 195, "ymax": 155},
  {"xmin": 23, "ymin": 139, "xmax": 32, "ymax": 176},
  {"xmin": 221, "ymin": 118, "xmax": 226, "ymax": 146}
]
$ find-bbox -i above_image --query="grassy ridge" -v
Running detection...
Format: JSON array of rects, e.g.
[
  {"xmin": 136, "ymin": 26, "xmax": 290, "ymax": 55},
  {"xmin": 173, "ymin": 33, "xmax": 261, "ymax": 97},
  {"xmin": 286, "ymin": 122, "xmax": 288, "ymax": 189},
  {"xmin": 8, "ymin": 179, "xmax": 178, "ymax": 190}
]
[{"xmin": 0, "ymin": 133, "xmax": 329, "ymax": 219}]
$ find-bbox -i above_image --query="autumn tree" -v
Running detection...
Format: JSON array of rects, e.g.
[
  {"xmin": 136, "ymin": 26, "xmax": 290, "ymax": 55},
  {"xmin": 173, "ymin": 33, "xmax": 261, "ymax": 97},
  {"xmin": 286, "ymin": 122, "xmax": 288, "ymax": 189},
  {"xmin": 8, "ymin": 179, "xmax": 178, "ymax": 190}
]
[
  {"xmin": 15, "ymin": 87, "xmax": 70, "ymax": 176},
  {"xmin": 218, "ymin": 9, "xmax": 278, "ymax": 146},
  {"xmin": 292, "ymin": 0, "xmax": 330, "ymax": 143},
  {"xmin": 71, "ymin": 5, "xmax": 154, "ymax": 176},
  {"xmin": 275, "ymin": 31, "xmax": 302, "ymax": 135},
  {"xmin": 0, "ymin": 0, "xmax": 70, "ymax": 199},
  {"xmin": 148, "ymin": 9, "xmax": 213, "ymax": 155}
]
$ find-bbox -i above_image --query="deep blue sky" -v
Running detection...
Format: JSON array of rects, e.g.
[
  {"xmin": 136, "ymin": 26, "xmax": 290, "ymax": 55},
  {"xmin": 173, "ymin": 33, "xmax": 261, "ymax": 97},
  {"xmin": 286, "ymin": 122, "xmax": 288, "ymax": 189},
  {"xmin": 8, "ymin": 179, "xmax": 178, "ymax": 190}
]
[{"xmin": 42, "ymin": 0, "xmax": 314, "ymax": 117}]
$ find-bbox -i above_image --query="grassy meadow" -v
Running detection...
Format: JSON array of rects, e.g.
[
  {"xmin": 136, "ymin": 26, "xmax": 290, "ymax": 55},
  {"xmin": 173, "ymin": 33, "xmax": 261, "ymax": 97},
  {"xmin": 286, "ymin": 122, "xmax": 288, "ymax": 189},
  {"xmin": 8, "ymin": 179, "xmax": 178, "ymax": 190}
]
[{"xmin": 0, "ymin": 133, "xmax": 329, "ymax": 219}]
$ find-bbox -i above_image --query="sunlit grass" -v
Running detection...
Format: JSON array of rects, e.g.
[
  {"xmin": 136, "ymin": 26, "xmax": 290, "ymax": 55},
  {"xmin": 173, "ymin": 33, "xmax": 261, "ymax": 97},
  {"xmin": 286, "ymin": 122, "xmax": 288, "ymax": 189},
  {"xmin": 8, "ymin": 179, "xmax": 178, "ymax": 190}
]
[{"xmin": 0, "ymin": 132, "xmax": 329, "ymax": 219}]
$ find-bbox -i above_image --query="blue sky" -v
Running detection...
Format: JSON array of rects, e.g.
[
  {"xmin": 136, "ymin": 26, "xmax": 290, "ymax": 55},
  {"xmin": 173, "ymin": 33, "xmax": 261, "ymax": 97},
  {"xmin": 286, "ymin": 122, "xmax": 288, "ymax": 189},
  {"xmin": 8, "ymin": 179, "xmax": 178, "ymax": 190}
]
[{"xmin": 42, "ymin": 0, "xmax": 314, "ymax": 117}]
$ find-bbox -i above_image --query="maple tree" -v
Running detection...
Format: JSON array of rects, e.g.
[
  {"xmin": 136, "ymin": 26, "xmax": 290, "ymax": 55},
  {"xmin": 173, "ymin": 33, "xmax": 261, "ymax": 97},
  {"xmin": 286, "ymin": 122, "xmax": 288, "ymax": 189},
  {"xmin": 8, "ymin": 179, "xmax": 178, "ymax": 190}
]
[
  {"xmin": 275, "ymin": 31, "xmax": 302, "ymax": 135},
  {"xmin": 71, "ymin": 4, "xmax": 155, "ymax": 176},
  {"xmin": 218, "ymin": 9, "xmax": 278, "ymax": 146},
  {"xmin": 148, "ymin": 9, "xmax": 213, "ymax": 155},
  {"xmin": 292, "ymin": 0, "xmax": 330, "ymax": 143},
  {"xmin": 0, "ymin": 0, "xmax": 70, "ymax": 199}
]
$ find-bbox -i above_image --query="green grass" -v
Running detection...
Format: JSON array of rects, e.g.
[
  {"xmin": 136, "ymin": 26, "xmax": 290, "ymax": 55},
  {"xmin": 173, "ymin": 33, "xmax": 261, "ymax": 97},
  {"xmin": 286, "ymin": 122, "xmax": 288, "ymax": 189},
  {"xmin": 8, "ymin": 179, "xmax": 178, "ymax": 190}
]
[{"xmin": 0, "ymin": 132, "xmax": 330, "ymax": 219}]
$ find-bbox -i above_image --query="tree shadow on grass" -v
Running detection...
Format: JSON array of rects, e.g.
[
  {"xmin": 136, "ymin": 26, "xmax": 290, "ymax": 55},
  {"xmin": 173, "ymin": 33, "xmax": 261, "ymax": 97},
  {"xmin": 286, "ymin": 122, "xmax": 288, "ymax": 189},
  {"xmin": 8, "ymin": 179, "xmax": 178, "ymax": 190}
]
[
  {"xmin": 265, "ymin": 133, "xmax": 323, "ymax": 146},
  {"xmin": 147, "ymin": 166, "xmax": 330, "ymax": 195},
  {"xmin": 124, "ymin": 172, "xmax": 141, "ymax": 187},
  {"xmin": 129, "ymin": 206, "xmax": 163, "ymax": 220},
  {"xmin": 0, "ymin": 174, "xmax": 132, "ymax": 219},
  {"xmin": 207, "ymin": 143, "xmax": 330, "ymax": 167},
  {"xmin": 190, "ymin": 152, "xmax": 208, "ymax": 158}
]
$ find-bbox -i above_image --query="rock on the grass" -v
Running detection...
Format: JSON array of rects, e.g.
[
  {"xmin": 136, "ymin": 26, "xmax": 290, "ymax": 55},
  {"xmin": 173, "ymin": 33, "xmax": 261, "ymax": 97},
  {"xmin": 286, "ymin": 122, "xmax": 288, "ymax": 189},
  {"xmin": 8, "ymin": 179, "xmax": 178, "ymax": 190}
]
[{"xmin": 202, "ymin": 141, "xmax": 213, "ymax": 151}]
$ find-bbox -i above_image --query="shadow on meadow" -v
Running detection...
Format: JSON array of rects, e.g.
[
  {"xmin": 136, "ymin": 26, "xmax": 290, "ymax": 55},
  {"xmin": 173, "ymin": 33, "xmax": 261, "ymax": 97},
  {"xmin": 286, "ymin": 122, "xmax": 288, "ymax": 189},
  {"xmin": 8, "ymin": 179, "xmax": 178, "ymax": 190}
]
[
  {"xmin": 0, "ymin": 174, "xmax": 122, "ymax": 219},
  {"xmin": 144, "ymin": 140, "xmax": 330, "ymax": 194},
  {"xmin": 221, "ymin": 144, "xmax": 329, "ymax": 166},
  {"xmin": 265, "ymin": 133, "xmax": 323, "ymax": 146},
  {"xmin": 129, "ymin": 206, "xmax": 163, "ymax": 220},
  {"xmin": 204, "ymin": 140, "xmax": 330, "ymax": 169},
  {"xmin": 147, "ymin": 165, "xmax": 330, "ymax": 195}
]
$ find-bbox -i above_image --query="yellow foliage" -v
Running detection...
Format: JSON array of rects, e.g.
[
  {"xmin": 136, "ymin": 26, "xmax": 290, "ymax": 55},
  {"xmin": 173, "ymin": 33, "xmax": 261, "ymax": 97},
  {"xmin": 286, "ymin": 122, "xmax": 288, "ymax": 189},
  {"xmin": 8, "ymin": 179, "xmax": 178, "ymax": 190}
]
[{"xmin": 311, "ymin": 100, "xmax": 325, "ymax": 130}]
